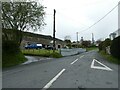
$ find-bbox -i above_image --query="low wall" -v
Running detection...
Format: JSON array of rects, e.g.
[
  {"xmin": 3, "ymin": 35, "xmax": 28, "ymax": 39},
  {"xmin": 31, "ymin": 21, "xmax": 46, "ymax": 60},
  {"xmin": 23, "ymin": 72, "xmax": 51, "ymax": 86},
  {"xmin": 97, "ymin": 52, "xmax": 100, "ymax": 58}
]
[{"xmin": 60, "ymin": 48, "xmax": 86, "ymax": 56}]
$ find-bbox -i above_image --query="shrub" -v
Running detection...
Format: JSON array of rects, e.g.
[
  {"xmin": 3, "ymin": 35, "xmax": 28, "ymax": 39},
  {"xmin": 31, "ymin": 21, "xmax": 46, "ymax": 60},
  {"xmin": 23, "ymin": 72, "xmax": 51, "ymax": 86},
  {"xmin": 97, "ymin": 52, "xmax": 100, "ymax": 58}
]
[
  {"xmin": 104, "ymin": 38, "xmax": 111, "ymax": 47},
  {"xmin": 98, "ymin": 41, "xmax": 104, "ymax": 51},
  {"xmin": 2, "ymin": 40, "xmax": 20, "ymax": 54},
  {"xmin": 2, "ymin": 40, "xmax": 27, "ymax": 68},
  {"xmin": 98, "ymin": 38, "xmax": 111, "ymax": 52},
  {"xmin": 2, "ymin": 50, "xmax": 27, "ymax": 68},
  {"xmin": 50, "ymin": 52, "xmax": 62, "ymax": 58},
  {"xmin": 110, "ymin": 36, "xmax": 120, "ymax": 59}
]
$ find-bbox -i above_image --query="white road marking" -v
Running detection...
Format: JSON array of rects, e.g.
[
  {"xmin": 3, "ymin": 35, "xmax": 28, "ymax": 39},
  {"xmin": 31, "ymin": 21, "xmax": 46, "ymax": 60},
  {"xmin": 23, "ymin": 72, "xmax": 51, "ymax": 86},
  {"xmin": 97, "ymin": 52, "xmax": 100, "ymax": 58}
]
[
  {"xmin": 91, "ymin": 59, "xmax": 113, "ymax": 71},
  {"xmin": 70, "ymin": 55, "xmax": 84, "ymax": 65},
  {"xmin": 42, "ymin": 69, "xmax": 66, "ymax": 90},
  {"xmin": 80, "ymin": 55, "xmax": 84, "ymax": 58},
  {"xmin": 71, "ymin": 59, "xmax": 78, "ymax": 65}
]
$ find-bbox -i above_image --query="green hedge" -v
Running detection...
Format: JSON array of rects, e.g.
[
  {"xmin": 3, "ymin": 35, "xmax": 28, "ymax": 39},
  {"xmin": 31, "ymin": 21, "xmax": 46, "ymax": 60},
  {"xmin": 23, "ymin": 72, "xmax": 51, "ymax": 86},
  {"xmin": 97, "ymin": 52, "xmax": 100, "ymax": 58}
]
[
  {"xmin": 98, "ymin": 38, "xmax": 111, "ymax": 52},
  {"xmin": 110, "ymin": 36, "xmax": 120, "ymax": 59},
  {"xmin": 98, "ymin": 41, "xmax": 104, "ymax": 51},
  {"xmin": 2, "ymin": 40, "xmax": 20, "ymax": 54},
  {"xmin": 3, "ymin": 51, "xmax": 27, "ymax": 68},
  {"xmin": 2, "ymin": 40, "xmax": 27, "ymax": 68}
]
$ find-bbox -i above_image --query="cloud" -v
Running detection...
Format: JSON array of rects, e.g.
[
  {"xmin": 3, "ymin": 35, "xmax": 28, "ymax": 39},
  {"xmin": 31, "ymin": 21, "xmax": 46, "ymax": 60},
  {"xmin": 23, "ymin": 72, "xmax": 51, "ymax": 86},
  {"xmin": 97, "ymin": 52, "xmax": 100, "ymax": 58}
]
[{"xmin": 37, "ymin": 0, "xmax": 119, "ymax": 41}]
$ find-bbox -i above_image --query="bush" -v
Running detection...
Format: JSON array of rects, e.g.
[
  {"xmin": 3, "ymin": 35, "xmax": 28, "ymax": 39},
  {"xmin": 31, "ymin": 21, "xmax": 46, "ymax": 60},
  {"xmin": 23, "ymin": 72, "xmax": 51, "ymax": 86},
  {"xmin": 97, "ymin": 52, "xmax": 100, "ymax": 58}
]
[
  {"xmin": 2, "ymin": 40, "xmax": 20, "ymax": 54},
  {"xmin": 2, "ymin": 51, "xmax": 27, "ymax": 68},
  {"xmin": 2, "ymin": 40, "xmax": 27, "ymax": 68},
  {"xmin": 98, "ymin": 38, "xmax": 111, "ymax": 52},
  {"xmin": 98, "ymin": 41, "xmax": 104, "ymax": 51},
  {"xmin": 50, "ymin": 52, "xmax": 62, "ymax": 58},
  {"xmin": 110, "ymin": 36, "xmax": 120, "ymax": 59}
]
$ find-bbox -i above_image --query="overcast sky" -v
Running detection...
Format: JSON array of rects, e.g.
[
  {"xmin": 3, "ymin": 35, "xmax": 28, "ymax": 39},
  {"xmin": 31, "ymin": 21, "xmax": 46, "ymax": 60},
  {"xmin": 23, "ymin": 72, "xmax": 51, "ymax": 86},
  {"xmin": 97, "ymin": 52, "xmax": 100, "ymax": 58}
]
[{"xmin": 35, "ymin": 0, "xmax": 120, "ymax": 41}]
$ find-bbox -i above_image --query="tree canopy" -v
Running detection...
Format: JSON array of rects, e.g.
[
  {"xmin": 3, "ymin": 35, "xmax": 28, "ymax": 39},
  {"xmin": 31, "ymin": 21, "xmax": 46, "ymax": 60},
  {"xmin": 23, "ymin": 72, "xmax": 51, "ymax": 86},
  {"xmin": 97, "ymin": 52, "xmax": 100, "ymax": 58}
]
[
  {"xmin": 2, "ymin": 2, "xmax": 45, "ymax": 31},
  {"xmin": 2, "ymin": 2, "xmax": 46, "ymax": 44}
]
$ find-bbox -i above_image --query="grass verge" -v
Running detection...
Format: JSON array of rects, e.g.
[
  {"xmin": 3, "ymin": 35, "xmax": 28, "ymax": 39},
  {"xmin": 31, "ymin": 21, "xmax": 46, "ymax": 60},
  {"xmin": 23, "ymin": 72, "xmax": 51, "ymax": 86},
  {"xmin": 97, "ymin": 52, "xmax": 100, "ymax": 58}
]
[
  {"xmin": 22, "ymin": 49, "xmax": 62, "ymax": 58},
  {"xmin": 86, "ymin": 47, "xmax": 98, "ymax": 51},
  {"xmin": 99, "ymin": 50, "xmax": 120, "ymax": 64},
  {"xmin": 3, "ymin": 51, "xmax": 27, "ymax": 68}
]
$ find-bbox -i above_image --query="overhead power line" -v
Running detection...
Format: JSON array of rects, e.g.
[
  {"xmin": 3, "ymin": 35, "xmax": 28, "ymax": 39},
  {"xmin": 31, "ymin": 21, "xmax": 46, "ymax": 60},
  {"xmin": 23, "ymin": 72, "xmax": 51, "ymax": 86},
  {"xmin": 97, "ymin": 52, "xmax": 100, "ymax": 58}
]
[
  {"xmin": 57, "ymin": 11, "xmax": 89, "ymax": 27},
  {"xmin": 79, "ymin": 3, "xmax": 120, "ymax": 33}
]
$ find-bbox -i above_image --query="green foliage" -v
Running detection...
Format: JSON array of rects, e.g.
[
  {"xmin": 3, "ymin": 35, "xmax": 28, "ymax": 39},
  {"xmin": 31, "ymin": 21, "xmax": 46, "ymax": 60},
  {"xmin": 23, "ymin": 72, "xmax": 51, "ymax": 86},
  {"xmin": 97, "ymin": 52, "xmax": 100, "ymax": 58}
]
[
  {"xmin": 66, "ymin": 43, "xmax": 72, "ymax": 49},
  {"xmin": 110, "ymin": 36, "xmax": 120, "ymax": 59},
  {"xmin": 98, "ymin": 41, "xmax": 104, "ymax": 51},
  {"xmin": 103, "ymin": 38, "xmax": 111, "ymax": 48},
  {"xmin": 99, "ymin": 51, "xmax": 120, "ymax": 64},
  {"xmin": 2, "ymin": 2, "xmax": 45, "ymax": 44},
  {"xmin": 22, "ymin": 49, "xmax": 62, "ymax": 58},
  {"xmin": 3, "ymin": 51, "xmax": 27, "ymax": 68},
  {"xmin": 82, "ymin": 40, "xmax": 91, "ymax": 48},
  {"xmin": 3, "ymin": 28, "xmax": 21, "ymax": 43},
  {"xmin": 2, "ymin": 40, "xmax": 20, "ymax": 54},
  {"xmin": 2, "ymin": 2, "xmax": 45, "ymax": 31},
  {"xmin": 64, "ymin": 39, "xmax": 72, "ymax": 49},
  {"xmin": 86, "ymin": 47, "xmax": 97, "ymax": 51},
  {"xmin": 64, "ymin": 40, "xmax": 71, "ymax": 43},
  {"xmin": 50, "ymin": 52, "xmax": 62, "ymax": 58},
  {"xmin": 72, "ymin": 44, "xmax": 83, "ymax": 48},
  {"xmin": 98, "ymin": 38, "xmax": 111, "ymax": 52},
  {"xmin": 2, "ymin": 37, "xmax": 27, "ymax": 68}
]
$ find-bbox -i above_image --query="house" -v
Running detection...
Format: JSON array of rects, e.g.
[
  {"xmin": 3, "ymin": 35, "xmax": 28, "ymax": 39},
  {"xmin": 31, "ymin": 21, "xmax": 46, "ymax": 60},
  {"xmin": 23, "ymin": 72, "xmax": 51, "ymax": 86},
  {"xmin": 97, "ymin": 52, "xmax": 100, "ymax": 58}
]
[
  {"xmin": 109, "ymin": 29, "xmax": 120, "ymax": 40},
  {"xmin": 21, "ymin": 31, "xmax": 66, "ymax": 49}
]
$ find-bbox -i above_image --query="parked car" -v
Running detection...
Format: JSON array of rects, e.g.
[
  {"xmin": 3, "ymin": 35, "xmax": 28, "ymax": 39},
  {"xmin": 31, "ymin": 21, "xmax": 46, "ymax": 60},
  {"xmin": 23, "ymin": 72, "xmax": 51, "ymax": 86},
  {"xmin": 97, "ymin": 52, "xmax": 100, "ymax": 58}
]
[
  {"xmin": 45, "ymin": 46, "xmax": 54, "ymax": 50},
  {"xmin": 25, "ymin": 44, "xmax": 42, "ymax": 49}
]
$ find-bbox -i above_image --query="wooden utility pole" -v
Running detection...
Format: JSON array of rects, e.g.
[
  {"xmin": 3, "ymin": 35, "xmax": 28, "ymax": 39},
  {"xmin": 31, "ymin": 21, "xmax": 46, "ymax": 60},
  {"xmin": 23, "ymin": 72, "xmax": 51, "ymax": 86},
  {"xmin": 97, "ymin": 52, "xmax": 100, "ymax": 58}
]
[
  {"xmin": 76, "ymin": 32, "xmax": 79, "ymax": 42},
  {"xmin": 53, "ymin": 9, "xmax": 56, "ymax": 52},
  {"xmin": 92, "ymin": 33, "xmax": 94, "ymax": 44},
  {"xmin": 76, "ymin": 32, "xmax": 79, "ymax": 48}
]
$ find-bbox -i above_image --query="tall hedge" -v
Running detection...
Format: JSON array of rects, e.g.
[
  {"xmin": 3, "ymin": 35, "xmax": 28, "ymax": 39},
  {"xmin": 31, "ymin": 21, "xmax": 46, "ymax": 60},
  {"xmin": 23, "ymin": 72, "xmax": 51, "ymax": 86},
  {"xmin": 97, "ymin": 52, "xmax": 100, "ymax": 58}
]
[
  {"xmin": 98, "ymin": 38, "xmax": 111, "ymax": 52},
  {"xmin": 98, "ymin": 41, "xmax": 104, "ymax": 51},
  {"xmin": 2, "ymin": 40, "xmax": 20, "ymax": 54},
  {"xmin": 110, "ymin": 36, "xmax": 120, "ymax": 59},
  {"xmin": 2, "ymin": 29, "xmax": 27, "ymax": 67}
]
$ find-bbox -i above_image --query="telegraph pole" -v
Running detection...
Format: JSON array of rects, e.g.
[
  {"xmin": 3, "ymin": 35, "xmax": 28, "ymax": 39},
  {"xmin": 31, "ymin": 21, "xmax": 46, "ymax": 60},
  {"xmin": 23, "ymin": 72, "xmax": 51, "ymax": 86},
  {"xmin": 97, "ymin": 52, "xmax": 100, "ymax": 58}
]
[
  {"xmin": 76, "ymin": 32, "xmax": 79, "ymax": 48},
  {"xmin": 53, "ymin": 9, "xmax": 56, "ymax": 52},
  {"xmin": 76, "ymin": 32, "xmax": 78, "ymax": 43},
  {"xmin": 92, "ymin": 33, "xmax": 94, "ymax": 44}
]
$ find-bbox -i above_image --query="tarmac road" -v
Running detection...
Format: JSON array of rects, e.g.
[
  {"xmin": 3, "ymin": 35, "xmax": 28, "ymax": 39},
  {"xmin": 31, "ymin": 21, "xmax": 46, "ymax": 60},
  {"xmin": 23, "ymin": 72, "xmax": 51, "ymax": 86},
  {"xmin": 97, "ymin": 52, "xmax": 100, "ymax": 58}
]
[{"xmin": 2, "ymin": 50, "xmax": 119, "ymax": 89}]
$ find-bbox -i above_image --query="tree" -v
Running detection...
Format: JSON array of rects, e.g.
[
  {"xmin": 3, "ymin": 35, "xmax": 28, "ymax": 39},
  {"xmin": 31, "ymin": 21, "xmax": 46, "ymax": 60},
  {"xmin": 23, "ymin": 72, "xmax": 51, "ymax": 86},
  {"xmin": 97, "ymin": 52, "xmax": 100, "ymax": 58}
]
[
  {"xmin": 64, "ymin": 35, "xmax": 72, "ymax": 48},
  {"xmin": 98, "ymin": 41, "xmax": 104, "ymax": 51},
  {"xmin": 96, "ymin": 39, "xmax": 102, "ymax": 45},
  {"xmin": 104, "ymin": 38, "xmax": 111, "ymax": 47},
  {"xmin": 2, "ymin": 2, "xmax": 45, "ymax": 45},
  {"xmin": 98, "ymin": 38, "xmax": 111, "ymax": 52},
  {"xmin": 64, "ymin": 35, "xmax": 71, "ymax": 41},
  {"xmin": 64, "ymin": 40, "xmax": 71, "ymax": 43},
  {"xmin": 110, "ymin": 36, "xmax": 120, "ymax": 59},
  {"xmin": 82, "ymin": 40, "xmax": 91, "ymax": 47}
]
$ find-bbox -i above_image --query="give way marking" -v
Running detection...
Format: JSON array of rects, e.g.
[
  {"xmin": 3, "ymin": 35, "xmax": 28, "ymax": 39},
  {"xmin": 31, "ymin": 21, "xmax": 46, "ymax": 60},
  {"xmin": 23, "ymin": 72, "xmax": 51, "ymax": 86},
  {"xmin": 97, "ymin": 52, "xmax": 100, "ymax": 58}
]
[{"xmin": 91, "ymin": 59, "xmax": 113, "ymax": 71}]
